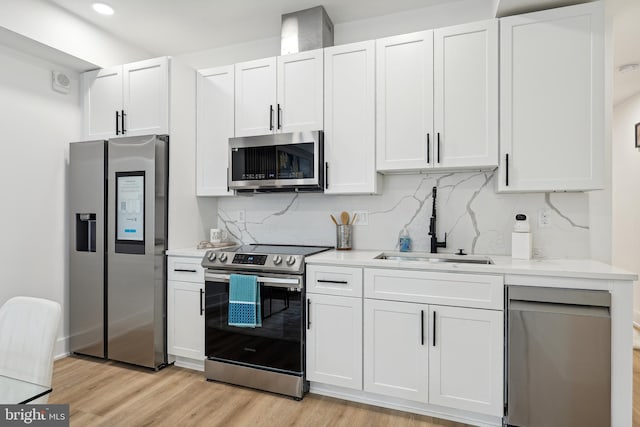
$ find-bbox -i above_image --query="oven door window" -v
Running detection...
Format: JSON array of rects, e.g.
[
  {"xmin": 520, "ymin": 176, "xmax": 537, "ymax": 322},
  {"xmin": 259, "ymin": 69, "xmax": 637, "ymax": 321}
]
[
  {"xmin": 205, "ymin": 280, "xmax": 303, "ymax": 374},
  {"xmin": 230, "ymin": 143, "xmax": 315, "ymax": 181}
]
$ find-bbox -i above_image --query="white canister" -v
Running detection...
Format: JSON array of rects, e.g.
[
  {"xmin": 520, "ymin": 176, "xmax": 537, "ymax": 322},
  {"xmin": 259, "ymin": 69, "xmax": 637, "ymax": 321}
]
[
  {"xmin": 209, "ymin": 228, "xmax": 227, "ymax": 244},
  {"xmin": 512, "ymin": 214, "xmax": 532, "ymax": 260}
]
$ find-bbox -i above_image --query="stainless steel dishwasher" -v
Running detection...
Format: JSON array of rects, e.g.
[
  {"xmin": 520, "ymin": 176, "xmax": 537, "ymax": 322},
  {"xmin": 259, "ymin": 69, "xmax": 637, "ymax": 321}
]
[{"xmin": 505, "ymin": 286, "xmax": 611, "ymax": 427}]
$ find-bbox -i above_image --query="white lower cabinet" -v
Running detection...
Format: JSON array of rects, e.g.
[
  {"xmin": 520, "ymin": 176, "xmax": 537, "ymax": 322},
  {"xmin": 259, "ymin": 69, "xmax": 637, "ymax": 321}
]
[
  {"xmin": 428, "ymin": 305, "xmax": 503, "ymax": 416},
  {"xmin": 364, "ymin": 299, "xmax": 429, "ymax": 402},
  {"xmin": 167, "ymin": 280, "xmax": 204, "ymax": 360},
  {"xmin": 308, "ymin": 265, "xmax": 504, "ymax": 421},
  {"xmin": 306, "ymin": 294, "xmax": 362, "ymax": 390},
  {"xmin": 363, "ymin": 299, "xmax": 503, "ymax": 414},
  {"xmin": 167, "ymin": 256, "xmax": 205, "ymax": 363}
]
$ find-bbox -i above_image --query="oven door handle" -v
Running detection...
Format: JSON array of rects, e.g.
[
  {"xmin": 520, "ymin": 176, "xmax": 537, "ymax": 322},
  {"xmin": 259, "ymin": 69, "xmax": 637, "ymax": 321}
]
[{"xmin": 204, "ymin": 272, "xmax": 302, "ymax": 289}]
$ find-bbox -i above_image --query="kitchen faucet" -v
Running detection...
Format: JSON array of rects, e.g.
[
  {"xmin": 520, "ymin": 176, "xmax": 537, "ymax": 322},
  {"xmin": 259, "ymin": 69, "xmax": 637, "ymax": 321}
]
[{"xmin": 429, "ymin": 186, "xmax": 447, "ymax": 253}]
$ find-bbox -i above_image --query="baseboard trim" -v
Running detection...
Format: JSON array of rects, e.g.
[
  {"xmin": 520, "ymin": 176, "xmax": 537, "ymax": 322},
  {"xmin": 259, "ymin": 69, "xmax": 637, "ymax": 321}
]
[
  {"xmin": 173, "ymin": 356, "xmax": 204, "ymax": 372},
  {"xmin": 54, "ymin": 336, "xmax": 69, "ymax": 360}
]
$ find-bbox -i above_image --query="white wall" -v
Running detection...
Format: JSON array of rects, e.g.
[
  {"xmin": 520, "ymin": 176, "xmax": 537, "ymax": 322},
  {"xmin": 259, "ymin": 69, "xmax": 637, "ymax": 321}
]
[
  {"xmin": 0, "ymin": 43, "xmax": 82, "ymax": 356},
  {"xmin": 0, "ymin": 0, "xmax": 150, "ymax": 68},
  {"xmin": 612, "ymin": 92, "xmax": 640, "ymax": 323},
  {"xmin": 167, "ymin": 58, "xmax": 218, "ymax": 248}
]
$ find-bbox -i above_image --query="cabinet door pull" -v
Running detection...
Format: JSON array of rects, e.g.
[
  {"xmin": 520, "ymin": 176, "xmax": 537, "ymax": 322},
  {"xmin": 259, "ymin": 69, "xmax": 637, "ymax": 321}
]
[
  {"xmin": 421, "ymin": 310, "xmax": 425, "ymax": 346},
  {"xmin": 277, "ymin": 104, "xmax": 282, "ymax": 130},
  {"xmin": 121, "ymin": 110, "xmax": 126, "ymax": 134},
  {"xmin": 433, "ymin": 311, "xmax": 437, "ymax": 346},
  {"xmin": 427, "ymin": 134, "xmax": 430, "ymax": 164},
  {"xmin": 200, "ymin": 289, "xmax": 204, "ymax": 316},
  {"xmin": 174, "ymin": 268, "xmax": 197, "ymax": 273},
  {"xmin": 317, "ymin": 279, "xmax": 348, "ymax": 285},
  {"xmin": 307, "ymin": 298, "xmax": 311, "ymax": 329},
  {"xmin": 325, "ymin": 162, "xmax": 329, "ymax": 189},
  {"xmin": 269, "ymin": 105, "xmax": 274, "ymax": 131},
  {"xmin": 505, "ymin": 154, "xmax": 510, "ymax": 186},
  {"xmin": 437, "ymin": 133, "xmax": 441, "ymax": 164},
  {"xmin": 115, "ymin": 111, "xmax": 120, "ymax": 135}
]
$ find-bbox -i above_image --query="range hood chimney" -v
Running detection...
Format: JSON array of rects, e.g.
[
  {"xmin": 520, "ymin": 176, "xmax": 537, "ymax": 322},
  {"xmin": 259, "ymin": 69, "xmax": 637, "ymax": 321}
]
[{"xmin": 281, "ymin": 6, "xmax": 334, "ymax": 55}]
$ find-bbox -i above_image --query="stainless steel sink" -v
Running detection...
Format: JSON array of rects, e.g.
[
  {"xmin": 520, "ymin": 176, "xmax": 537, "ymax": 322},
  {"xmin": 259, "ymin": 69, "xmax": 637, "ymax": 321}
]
[{"xmin": 375, "ymin": 253, "xmax": 493, "ymax": 265}]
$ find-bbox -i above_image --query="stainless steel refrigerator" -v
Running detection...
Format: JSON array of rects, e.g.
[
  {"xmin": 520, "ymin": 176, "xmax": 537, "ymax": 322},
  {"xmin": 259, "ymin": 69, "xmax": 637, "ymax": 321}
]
[{"xmin": 69, "ymin": 135, "xmax": 168, "ymax": 370}]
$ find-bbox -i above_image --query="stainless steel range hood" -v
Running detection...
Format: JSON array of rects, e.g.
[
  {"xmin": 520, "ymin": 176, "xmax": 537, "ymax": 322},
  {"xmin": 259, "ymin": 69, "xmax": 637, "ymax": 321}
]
[{"xmin": 281, "ymin": 6, "xmax": 334, "ymax": 55}]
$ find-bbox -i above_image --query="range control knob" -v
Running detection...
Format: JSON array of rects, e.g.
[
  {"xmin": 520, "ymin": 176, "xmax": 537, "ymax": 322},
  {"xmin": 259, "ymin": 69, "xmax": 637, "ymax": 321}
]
[
  {"xmin": 219, "ymin": 253, "xmax": 228, "ymax": 263},
  {"xmin": 286, "ymin": 256, "xmax": 296, "ymax": 266},
  {"xmin": 273, "ymin": 255, "xmax": 283, "ymax": 265},
  {"xmin": 207, "ymin": 251, "xmax": 216, "ymax": 261}
]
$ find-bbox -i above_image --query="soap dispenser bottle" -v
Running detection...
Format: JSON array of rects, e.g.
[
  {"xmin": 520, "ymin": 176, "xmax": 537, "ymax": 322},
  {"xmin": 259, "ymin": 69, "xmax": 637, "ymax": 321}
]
[{"xmin": 399, "ymin": 228, "xmax": 411, "ymax": 252}]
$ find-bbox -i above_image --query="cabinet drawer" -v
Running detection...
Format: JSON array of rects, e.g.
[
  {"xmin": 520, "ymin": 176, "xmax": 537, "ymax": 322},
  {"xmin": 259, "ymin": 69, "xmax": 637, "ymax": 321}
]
[
  {"xmin": 364, "ymin": 269, "xmax": 503, "ymax": 310},
  {"xmin": 168, "ymin": 257, "xmax": 205, "ymax": 283},
  {"xmin": 307, "ymin": 265, "xmax": 363, "ymax": 297}
]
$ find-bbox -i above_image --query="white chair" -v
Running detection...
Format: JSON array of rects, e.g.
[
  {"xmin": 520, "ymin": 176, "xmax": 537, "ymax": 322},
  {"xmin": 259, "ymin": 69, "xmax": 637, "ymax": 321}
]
[{"xmin": 0, "ymin": 296, "xmax": 61, "ymax": 403}]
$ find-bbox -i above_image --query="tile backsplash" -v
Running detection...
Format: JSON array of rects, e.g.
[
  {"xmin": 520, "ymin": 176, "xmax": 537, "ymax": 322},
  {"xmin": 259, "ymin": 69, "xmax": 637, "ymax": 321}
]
[{"xmin": 217, "ymin": 171, "xmax": 590, "ymax": 258}]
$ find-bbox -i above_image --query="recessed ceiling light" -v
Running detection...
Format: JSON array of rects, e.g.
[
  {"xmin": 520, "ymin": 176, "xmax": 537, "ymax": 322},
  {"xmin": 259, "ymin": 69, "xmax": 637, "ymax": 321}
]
[
  {"xmin": 618, "ymin": 63, "xmax": 639, "ymax": 74},
  {"xmin": 92, "ymin": 3, "xmax": 114, "ymax": 15}
]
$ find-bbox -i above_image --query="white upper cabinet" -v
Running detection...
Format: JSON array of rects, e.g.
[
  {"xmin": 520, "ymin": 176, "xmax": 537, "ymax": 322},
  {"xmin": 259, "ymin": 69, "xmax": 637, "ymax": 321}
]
[
  {"xmin": 196, "ymin": 65, "xmax": 235, "ymax": 196},
  {"xmin": 277, "ymin": 49, "xmax": 324, "ymax": 133},
  {"xmin": 235, "ymin": 57, "xmax": 277, "ymax": 137},
  {"xmin": 235, "ymin": 50, "xmax": 323, "ymax": 137},
  {"xmin": 83, "ymin": 66, "xmax": 123, "ymax": 140},
  {"xmin": 433, "ymin": 20, "xmax": 498, "ymax": 169},
  {"xmin": 376, "ymin": 21, "xmax": 498, "ymax": 173},
  {"xmin": 82, "ymin": 57, "xmax": 169, "ymax": 140},
  {"xmin": 376, "ymin": 31, "xmax": 434, "ymax": 171},
  {"xmin": 122, "ymin": 57, "xmax": 170, "ymax": 137},
  {"xmin": 498, "ymin": 2, "xmax": 604, "ymax": 192},
  {"xmin": 324, "ymin": 41, "xmax": 379, "ymax": 194}
]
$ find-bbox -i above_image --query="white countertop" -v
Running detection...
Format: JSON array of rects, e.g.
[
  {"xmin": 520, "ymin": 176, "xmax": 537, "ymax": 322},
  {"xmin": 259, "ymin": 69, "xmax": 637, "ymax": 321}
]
[{"xmin": 306, "ymin": 249, "xmax": 638, "ymax": 281}]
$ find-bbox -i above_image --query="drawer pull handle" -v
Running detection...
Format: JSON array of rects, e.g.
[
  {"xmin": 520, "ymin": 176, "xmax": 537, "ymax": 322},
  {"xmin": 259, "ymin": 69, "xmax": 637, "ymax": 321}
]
[
  {"xmin": 174, "ymin": 268, "xmax": 197, "ymax": 273},
  {"xmin": 317, "ymin": 279, "xmax": 348, "ymax": 285},
  {"xmin": 421, "ymin": 310, "xmax": 425, "ymax": 346},
  {"xmin": 433, "ymin": 311, "xmax": 437, "ymax": 347}
]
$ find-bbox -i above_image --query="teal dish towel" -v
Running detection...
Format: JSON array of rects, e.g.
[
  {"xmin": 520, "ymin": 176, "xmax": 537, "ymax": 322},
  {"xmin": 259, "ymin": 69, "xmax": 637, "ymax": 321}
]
[{"xmin": 228, "ymin": 274, "xmax": 261, "ymax": 328}]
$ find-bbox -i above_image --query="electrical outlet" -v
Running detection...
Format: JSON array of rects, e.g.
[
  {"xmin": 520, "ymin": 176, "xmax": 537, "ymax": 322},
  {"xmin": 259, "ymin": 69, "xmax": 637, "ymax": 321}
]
[
  {"xmin": 238, "ymin": 209, "xmax": 246, "ymax": 223},
  {"xmin": 533, "ymin": 247, "xmax": 544, "ymax": 258},
  {"xmin": 352, "ymin": 210, "xmax": 369, "ymax": 226},
  {"xmin": 538, "ymin": 209, "xmax": 551, "ymax": 228}
]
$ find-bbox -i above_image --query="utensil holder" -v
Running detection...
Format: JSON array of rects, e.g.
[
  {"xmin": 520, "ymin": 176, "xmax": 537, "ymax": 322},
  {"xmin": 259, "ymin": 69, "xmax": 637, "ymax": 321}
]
[{"xmin": 336, "ymin": 224, "xmax": 352, "ymax": 250}]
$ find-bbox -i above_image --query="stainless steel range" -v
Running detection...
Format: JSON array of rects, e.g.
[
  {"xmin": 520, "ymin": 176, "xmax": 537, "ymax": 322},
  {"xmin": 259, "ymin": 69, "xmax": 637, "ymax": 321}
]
[{"xmin": 201, "ymin": 244, "xmax": 331, "ymax": 399}]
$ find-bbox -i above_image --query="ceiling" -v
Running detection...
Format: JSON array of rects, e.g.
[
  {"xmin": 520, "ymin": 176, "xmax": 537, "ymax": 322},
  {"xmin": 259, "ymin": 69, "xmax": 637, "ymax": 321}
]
[
  {"xmin": 44, "ymin": 0, "xmax": 640, "ymax": 105},
  {"xmin": 47, "ymin": 0, "xmax": 451, "ymax": 56}
]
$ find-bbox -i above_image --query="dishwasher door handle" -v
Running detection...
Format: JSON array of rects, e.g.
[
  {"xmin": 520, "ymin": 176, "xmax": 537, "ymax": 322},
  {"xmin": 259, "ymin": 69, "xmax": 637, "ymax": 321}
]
[{"xmin": 509, "ymin": 300, "xmax": 610, "ymax": 318}]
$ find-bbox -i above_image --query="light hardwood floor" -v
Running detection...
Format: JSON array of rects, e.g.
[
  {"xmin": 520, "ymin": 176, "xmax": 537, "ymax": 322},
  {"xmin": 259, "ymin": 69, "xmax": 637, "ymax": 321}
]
[{"xmin": 49, "ymin": 352, "xmax": 640, "ymax": 426}]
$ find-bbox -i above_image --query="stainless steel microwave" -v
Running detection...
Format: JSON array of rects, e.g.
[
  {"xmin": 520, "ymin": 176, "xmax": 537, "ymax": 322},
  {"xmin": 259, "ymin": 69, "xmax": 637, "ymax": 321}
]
[{"xmin": 228, "ymin": 131, "xmax": 324, "ymax": 192}]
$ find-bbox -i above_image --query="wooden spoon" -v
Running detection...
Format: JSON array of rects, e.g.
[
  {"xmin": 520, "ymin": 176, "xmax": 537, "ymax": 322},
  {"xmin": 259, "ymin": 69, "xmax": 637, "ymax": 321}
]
[
  {"xmin": 340, "ymin": 211, "xmax": 350, "ymax": 225},
  {"xmin": 329, "ymin": 214, "xmax": 338, "ymax": 225}
]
